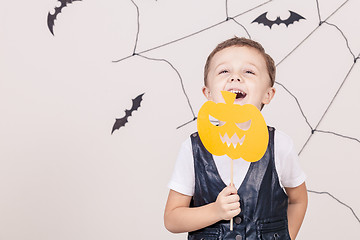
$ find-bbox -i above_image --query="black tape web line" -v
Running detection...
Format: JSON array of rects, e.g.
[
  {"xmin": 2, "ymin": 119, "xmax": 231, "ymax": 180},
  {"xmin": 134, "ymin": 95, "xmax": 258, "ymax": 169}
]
[
  {"xmin": 111, "ymin": 0, "xmax": 360, "ymax": 225},
  {"xmin": 308, "ymin": 190, "xmax": 360, "ymax": 223},
  {"xmin": 136, "ymin": 54, "xmax": 196, "ymax": 120}
]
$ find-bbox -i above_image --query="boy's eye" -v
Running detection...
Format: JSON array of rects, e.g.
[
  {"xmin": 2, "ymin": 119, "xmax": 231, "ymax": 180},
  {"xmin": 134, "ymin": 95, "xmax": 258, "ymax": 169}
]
[
  {"xmin": 219, "ymin": 70, "xmax": 229, "ymax": 74},
  {"xmin": 245, "ymin": 70, "xmax": 255, "ymax": 75}
]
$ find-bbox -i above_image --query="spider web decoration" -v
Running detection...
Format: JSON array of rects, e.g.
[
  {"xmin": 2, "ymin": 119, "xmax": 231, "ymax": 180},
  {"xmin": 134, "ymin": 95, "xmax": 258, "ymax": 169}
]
[{"xmin": 111, "ymin": 0, "xmax": 360, "ymax": 238}]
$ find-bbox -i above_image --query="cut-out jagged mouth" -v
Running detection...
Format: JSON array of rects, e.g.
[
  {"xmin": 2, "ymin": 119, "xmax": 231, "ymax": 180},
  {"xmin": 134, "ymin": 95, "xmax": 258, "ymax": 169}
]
[{"xmin": 220, "ymin": 132, "xmax": 245, "ymax": 148}]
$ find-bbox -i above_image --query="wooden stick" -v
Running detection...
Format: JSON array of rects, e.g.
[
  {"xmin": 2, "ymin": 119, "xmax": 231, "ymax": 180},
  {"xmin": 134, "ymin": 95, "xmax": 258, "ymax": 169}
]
[
  {"xmin": 231, "ymin": 159, "xmax": 234, "ymax": 186},
  {"xmin": 230, "ymin": 159, "xmax": 234, "ymax": 231}
]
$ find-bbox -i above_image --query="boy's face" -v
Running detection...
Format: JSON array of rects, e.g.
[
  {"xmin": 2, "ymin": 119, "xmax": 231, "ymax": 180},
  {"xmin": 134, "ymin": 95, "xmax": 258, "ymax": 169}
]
[{"xmin": 203, "ymin": 46, "xmax": 275, "ymax": 110}]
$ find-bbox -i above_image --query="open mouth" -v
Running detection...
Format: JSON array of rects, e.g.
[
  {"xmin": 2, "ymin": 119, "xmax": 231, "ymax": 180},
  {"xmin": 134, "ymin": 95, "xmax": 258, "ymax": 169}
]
[{"xmin": 228, "ymin": 89, "xmax": 247, "ymax": 99}]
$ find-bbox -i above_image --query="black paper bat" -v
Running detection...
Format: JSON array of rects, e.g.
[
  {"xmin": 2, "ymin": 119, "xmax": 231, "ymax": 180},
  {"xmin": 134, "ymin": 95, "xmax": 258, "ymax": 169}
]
[
  {"xmin": 111, "ymin": 93, "xmax": 145, "ymax": 134},
  {"xmin": 47, "ymin": 0, "xmax": 82, "ymax": 35},
  {"xmin": 252, "ymin": 10, "xmax": 305, "ymax": 29}
]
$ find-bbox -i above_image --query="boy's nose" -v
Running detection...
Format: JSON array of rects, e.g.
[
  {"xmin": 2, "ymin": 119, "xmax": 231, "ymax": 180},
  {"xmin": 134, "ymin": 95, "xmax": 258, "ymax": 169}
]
[{"xmin": 230, "ymin": 78, "xmax": 241, "ymax": 82}]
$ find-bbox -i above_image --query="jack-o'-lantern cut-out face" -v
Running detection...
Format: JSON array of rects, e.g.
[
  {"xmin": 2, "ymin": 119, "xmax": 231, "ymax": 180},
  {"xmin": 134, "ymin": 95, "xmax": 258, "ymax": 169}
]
[{"xmin": 197, "ymin": 91, "xmax": 269, "ymax": 162}]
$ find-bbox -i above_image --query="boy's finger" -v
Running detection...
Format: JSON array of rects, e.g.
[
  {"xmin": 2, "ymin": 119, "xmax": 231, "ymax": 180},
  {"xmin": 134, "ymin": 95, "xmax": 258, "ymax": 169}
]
[
  {"xmin": 230, "ymin": 207, "xmax": 241, "ymax": 217},
  {"xmin": 221, "ymin": 186, "xmax": 237, "ymax": 196},
  {"xmin": 228, "ymin": 184, "xmax": 238, "ymax": 194},
  {"xmin": 228, "ymin": 202, "xmax": 241, "ymax": 211},
  {"xmin": 228, "ymin": 194, "xmax": 240, "ymax": 203}
]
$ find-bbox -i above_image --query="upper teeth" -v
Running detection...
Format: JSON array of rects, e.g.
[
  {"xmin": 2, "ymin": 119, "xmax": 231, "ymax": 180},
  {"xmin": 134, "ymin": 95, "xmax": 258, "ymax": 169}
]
[{"xmin": 230, "ymin": 90, "xmax": 245, "ymax": 95}]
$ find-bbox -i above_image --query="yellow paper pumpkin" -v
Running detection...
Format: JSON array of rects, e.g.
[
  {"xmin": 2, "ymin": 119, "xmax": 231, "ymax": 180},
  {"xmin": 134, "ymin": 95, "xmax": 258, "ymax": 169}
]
[{"xmin": 197, "ymin": 91, "xmax": 269, "ymax": 162}]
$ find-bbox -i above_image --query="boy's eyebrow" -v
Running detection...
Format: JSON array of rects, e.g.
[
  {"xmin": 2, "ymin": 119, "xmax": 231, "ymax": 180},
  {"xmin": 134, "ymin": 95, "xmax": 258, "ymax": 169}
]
[
  {"xmin": 213, "ymin": 62, "xmax": 227, "ymax": 70},
  {"xmin": 246, "ymin": 62, "xmax": 260, "ymax": 71},
  {"xmin": 213, "ymin": 61, "xmax": 260, "ymax": 72}
]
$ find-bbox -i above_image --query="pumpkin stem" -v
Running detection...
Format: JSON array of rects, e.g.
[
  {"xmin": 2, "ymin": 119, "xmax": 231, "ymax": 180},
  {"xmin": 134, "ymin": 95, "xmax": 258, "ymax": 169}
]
[{"xmin": 221, "ymin": 91, "xmax": 236, "ymax": 104}]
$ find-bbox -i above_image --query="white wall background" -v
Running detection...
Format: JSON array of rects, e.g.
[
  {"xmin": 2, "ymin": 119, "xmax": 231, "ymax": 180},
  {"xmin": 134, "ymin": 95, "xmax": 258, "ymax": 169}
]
[{"xmin": 1, "ymin": 0, "xmax": 359, "ymax": 239}]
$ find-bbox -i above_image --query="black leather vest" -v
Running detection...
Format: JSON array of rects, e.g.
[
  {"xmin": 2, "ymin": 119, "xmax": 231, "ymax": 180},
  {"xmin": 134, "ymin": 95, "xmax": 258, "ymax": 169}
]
[{"xmin": 188, "ymin": 127, "xmax": 290, "ymax": 240}]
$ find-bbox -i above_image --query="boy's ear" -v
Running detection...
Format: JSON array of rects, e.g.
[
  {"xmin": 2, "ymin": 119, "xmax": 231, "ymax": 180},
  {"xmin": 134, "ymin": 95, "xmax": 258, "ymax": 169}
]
[
  {"xmin": 202, "ymin": 86, "xmax": 211, "ymax": 100},
  {"xmin": 262, "ymin": 87, "xmax": 276, "ymax": 105}
]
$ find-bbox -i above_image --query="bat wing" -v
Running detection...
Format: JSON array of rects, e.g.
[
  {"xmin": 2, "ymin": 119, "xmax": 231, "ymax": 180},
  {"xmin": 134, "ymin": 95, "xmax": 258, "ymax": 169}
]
[
  {"xmin": 129, "ymin": 93, "xmax": 145, "ymax": 113},
  {"xmin": 47, "ymin": 0, "xmax": 82, "ymax": 35},
  {"xmin": 111, "ymin": 116, "xmax": 128, "ymax": 134},
  {"xmin": 251, "ymin": 12, "xmax": 276, "ymax": 29},
  {"xmin": 111, "ymin": 110, "xmax": 132, "ymax": 134},
  {"xmin": 284, "ymin": 11, "xmax": 306, "ymax": 27},
  {"xmin": 111, "ymin": 93, "xmax": 145, "ymax": 134}
]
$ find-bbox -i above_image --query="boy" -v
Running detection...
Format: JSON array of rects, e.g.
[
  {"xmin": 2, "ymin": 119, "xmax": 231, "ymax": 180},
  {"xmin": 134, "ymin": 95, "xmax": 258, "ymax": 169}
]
[{"xmin": 164, "ymin": 37, "xmax": 307, "ymax": 240}]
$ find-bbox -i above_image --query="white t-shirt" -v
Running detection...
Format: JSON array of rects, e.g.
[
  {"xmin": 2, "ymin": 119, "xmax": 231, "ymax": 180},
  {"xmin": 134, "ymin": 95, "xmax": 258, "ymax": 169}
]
[{"xmin": 168, "ymin": 129, "xmax": 306, "ymax": 196}]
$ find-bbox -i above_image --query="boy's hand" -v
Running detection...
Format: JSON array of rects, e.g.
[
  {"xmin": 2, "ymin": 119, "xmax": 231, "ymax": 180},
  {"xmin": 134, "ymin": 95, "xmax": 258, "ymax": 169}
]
[{"xmin": 214, "ymin": 184, "xmax": 241, "ymax": 220}]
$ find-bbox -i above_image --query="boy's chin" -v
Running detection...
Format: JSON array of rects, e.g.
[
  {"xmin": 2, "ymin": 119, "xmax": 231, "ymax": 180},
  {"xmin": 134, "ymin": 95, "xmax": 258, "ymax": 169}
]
[{"xmin": 234, "ymin": 99, "xmax": 261, "ymax": 110}]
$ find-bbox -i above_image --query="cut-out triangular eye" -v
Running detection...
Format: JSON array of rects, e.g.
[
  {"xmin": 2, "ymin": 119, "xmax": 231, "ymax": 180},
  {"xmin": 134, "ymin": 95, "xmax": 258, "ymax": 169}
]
[
  {"xmin": 209, "ymin": 114, "xmax": 220, "ymax": 126},
  {"xmin": 235, "ymin": 120, "xmax": 252, "ymax": 131}
]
